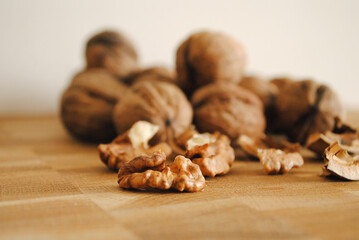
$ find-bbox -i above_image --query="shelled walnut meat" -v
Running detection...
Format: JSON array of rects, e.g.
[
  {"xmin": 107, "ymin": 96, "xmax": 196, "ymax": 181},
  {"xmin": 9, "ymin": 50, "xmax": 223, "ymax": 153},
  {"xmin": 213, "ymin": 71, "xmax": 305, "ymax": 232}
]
[
  {"xmin": 191, "ymin": 83, "xmax": 266, "ymax": 141},
  {"xmin": 322, "ymin": 142, "xmax": 359, "ymax": 180},
  {"xmin": 118, "ymin": 152, "xmax": 206, "ymax": 192},
  {"xmin": 113, "ymin": 80, "xmax": 193, "ymax": 144},
  {"xmin": 270, "ymin": 78, "xmax": 344, "ymax": 144},
  {"xmin": 258, "ymin": 149, "xmax": 304, "ymax": 174},
  {"xmin": 61, "ymin": 69, "xmax": 128, "ymax": 142},
  {"xmin": 86, "ymin": 30, "xmax": 139, "ymax": 78},
  {"xmin": 176, "ymin": 31, "xmax": 246, "ymax": 95},
  {"xmin": 99, "ymin": 121, "xmax": 172, "ymax": 170},
  {"xmin": 185, "ymin": 132, "xmax": 235, "ymax": 177}
]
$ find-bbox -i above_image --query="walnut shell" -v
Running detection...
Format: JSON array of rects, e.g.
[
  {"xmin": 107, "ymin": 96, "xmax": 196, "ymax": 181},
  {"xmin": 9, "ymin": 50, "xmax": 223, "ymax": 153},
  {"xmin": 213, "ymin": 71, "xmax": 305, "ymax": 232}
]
[
  {"xmin": 191, "ymin": 83, "xmax": 266, "ymax": 141},
  {"xmin": 122, "ymin": 66, "xmax": 176, "ymax": 85},
  {"xmin": 270, "ymin": 78, "xmax": 344, "ymax": 143},
  {"xmin": 86, "ymin": 30, "xmax": 139, "ymax": 78},
  {"xmin": 176, "ymin": 31, "xmax": 246, "ymax": 95},
  {"xmin": 113, "ymin": 80, "xmax": 193, "ymax": 144},
  {"xmin": 61, "ymin": 69, "xmax": 128, "ymax": 142}
]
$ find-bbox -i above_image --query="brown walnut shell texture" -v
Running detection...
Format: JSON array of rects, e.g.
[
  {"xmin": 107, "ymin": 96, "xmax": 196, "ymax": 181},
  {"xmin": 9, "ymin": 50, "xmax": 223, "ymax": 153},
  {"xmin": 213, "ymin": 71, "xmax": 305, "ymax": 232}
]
[
  {"xmin": 113, "ymin": 80, "xmax": 193, "ymax": 144},
  {"xmin": 270, "ymin": 78, "xmax": 344, "ymax": 143},
  {"xmin": 191, "ymin": 83, "xmax": 266, "ymax": 141},
  {"xmin": 86, "ymin": 30, "xmax": 139, "ymax": 78},
  {"xmin": 176, "ymin": 31, "xmax": 246, "ymax": 95},
  {"xmin": 61, "ymin": 69, "xmax": 128, "ymax": 142},
  {"xmin": 122, "ymin": 66, "xmax": 176, "ymax": 85}
]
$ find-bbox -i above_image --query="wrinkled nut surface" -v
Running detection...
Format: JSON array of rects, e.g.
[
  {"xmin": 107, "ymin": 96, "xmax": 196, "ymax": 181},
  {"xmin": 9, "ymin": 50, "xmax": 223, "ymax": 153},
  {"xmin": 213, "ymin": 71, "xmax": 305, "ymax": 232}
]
[
  {"xmin": 186, "ymin": 132, "xmax": 235, "ymax": 177},
  {"xmin": 118, "ymin": 152, "xmax": 206, "ymax": 192},
  {"xmin": 258, "ymin": 149, "xmax": 304, "ymax": 174},
  {"xmin": 192, "ymin": 83, "xmax": 266, "ymax": 141},
  {"xmin": 270, "ymin": 78, "xmax": 344, "ymax": 144},
  {"xmin": 86, "ymin": 30, "xmax": 139, "ymax": 78},
  {"xmin": 176, "ymin": 31, "xmax": 246, "ymax": 95},
  {"xmin": 113, "ymin": 80, "xmax": 193, "ymax": 144},
  {"xmin": 122, "ymin": 67, "xmax": 176, "ymax": 85},
  {"xmin": 98, "ymin": 121, "xmax": 172, "ymax": 170},
  {"xmin": 61, "ymin": 69, "xmax": 128, "ymax": 142},
  {"xmin": 237, "ymin": 135, "xmax": 301, "ymax": 158},
  {"xmin": 322, "ymin": 142, "xmax": 359, "ymax": 180}
]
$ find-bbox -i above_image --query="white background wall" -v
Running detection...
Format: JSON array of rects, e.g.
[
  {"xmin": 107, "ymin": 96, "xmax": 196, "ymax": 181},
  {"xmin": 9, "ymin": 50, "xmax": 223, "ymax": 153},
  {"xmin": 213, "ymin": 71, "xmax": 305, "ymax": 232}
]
[{"xmin": 0, "ymin": 0, "xmax": 358, "ymax": 115}]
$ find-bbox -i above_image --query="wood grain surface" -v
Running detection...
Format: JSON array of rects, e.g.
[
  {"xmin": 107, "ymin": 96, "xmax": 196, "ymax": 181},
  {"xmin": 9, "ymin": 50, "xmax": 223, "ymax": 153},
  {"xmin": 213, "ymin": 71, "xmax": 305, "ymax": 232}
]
[{"xmin": 1, "ymin": 112, "xmax": 359, "ymax": 240}]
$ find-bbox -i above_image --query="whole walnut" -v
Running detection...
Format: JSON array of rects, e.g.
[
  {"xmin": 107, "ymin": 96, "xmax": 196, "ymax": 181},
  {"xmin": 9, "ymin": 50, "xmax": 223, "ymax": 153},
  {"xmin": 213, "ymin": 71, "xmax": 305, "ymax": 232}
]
[
  {"xmin": 122, "ymin": 66, "xmax": 176, "ymax": 85},
  {"xmin": 113, "ymin": 80, "xmax": 193, "ymax": 144},
  {"xmin": 191, "ymin": 83, "xmax": 266, "ymax": 141},
  {"xmin": 86, "ymin": 30, "xmax": 139, "ymax": 78},
  {"xmin": 61, "ymin": 69, "xmax": 128, "ymax": 142},
  {"xmin": 176, "ymin": 31, "xmax": 246, "ymax": 95},
  {"xmin": 270, "ymin": 78, "xmax": 345, "ymax": 143}
]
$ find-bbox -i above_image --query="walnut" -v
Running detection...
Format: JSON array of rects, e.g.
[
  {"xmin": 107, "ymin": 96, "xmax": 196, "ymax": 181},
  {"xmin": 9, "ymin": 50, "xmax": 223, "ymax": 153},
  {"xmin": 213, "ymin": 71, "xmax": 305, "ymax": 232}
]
[
  {"xmin": 185, "ymin": 132, "xmax": 235, "ymax": 177},
  {"xmin": 86, "ymin": 30, "xmax": 139, "ymax": 78},
  {"xmin": 99, "ymin": 121, "xmax": 172, "ymax": 170},
  {"xmin": 118, "ymin": 152, "xmax": 206, "ymax": 192},
  {"xmin": 113, "ymin": 80, "xmax": 193, "ymax": 144},
  {"xmin": 269, "ymin": 78, "xmax": 344, "ymax": 144},
  {"xmin": 176, "ymin": 31, "xmax": 246, "ymax": 95},
  {"xmin": 61, "ymin": 69, "xmax": 128, "ymax": 142},
  {"xmin": 237, "ymin": 135, "xmax": 301, "ymax": 158},
  {"xmin": 322, "ymin": 142, "xmax": 359, "ymax": 180},
  {"xmin": 122, "ymin": 66, "xmax": 176, "ymax": 85},
  {"xmin": 307, "ymin": 118, "xmax": 359, "ymax": 156},
  {"xmin": 191, "ymin": 83, "xmax": 266, "ymax": 141},
  {"xmin": 258, "ymin": 149, "xmax": 304, "ymax": 174}
]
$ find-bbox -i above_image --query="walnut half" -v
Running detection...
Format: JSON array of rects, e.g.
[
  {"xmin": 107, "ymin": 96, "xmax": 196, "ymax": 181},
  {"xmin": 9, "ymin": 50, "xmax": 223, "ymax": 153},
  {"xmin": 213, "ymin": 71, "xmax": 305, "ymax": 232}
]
[
  {"xmin": 185, "ymin": 132, "xmax": 235, "ymax": 177},
  {"xmin": 118, "ymin": 152, "xmax": 206, "ymax": 192},
  {"xmin": 98, "ymin": 121, "xmax": 172, "ymax": 170}
]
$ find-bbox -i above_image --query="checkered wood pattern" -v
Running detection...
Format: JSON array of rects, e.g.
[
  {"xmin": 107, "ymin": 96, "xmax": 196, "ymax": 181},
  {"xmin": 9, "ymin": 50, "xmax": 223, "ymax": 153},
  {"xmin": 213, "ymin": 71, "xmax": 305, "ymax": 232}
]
[{"xmin": 1, "ymin": 113, "xmax": 359, "ymax": 239}]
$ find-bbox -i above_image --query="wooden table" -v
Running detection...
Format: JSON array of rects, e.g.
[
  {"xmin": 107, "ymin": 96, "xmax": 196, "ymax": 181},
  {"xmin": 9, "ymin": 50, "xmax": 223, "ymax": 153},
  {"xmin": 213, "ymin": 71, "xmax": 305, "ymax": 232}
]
[{"xmin": 1, "ymin": 112, "xmax": 359, "ymax": 239}]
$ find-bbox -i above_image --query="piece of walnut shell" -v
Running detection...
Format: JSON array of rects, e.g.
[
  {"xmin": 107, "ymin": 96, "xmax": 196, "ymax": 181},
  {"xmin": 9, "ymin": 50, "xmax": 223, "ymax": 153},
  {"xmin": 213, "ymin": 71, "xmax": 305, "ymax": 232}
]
[
  {"xmin": 176, "ymin": 31, "xmax": 246, "ymax": 95},
  {"xmin": 237, "ymin": 135, "xmax": 301, "ymax": 158},
  {"xmin": 258, "ymin": 149, "xmax": 304, "ymax": 175},
  {"xmin": 61, "ymin": 69, "xmax": 128, "ymax": 142},
  {"xmin": 322, "ymin": 142, "xmax": 359, "ymax": 180},
  {"xmin": 99, "ymin": 121, "xmax": 172, "ymax": 170},
  {"xmin": 191, "ymin": 83, "xmax": 266, "ymax": 141},
  {"xmin": 307, "ymin": 118, "xmax": 359, "ymax": 156},
  {"xmin": 270, "ymin": 78, "xmax": 344, "ymax": 144},
  {"xmin": 118, "ymin": 152, "xmax": 206, "ymax": 192},
  {"xmin": 185, "ymin": 132, "xmax": 235, "ymax": 177},
  {"xmin": 86, "ymin": 30, "xmax": 139, "ymax": 78},
  {"xmin": 122, "ymin": 66, "xmax": 176, "ymax": 85},
  {"xmin": 113, "ymin": 80, "xmax": 193, "ymax": 144}
]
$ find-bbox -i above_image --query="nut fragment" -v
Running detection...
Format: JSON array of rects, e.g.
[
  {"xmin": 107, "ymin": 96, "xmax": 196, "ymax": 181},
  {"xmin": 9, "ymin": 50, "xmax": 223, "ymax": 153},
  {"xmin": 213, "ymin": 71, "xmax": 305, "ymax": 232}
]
[
  {"xmin": 118, "ymin": 152, "xmax": 206, "ymax": 192},
  {"xmin": 191, "ymin": 83, "xmax": 266, "ymax": 141},
  {"xmin": 307, "ymin": 118, "xmax": 359, "ymax": 156},
  {"xmin": 61, "ymin": 69, "xmax": 128, "ymax": 142},
  {"xmin": 176, "ymin": 31, "xmax": 246, "ymax": 95},
  {"xmin": 258, "ymin": 149, "xmax": 304, "ymax": 174},
  {"xmin": 86, "ymin": 30, "xmax": 139, "ymax": 78},
  {"xmin": 323, "ymin": 142, "xmax": 359, "ymax": 180},
  {"xmin": 186, "ymin": 132, "xmax": 235, "ymax": 177},
  {"xmin": 99, "ymin": 121, "xmax": 172, "ymax": 170},
  {"xmin": 113, "ymin": 80, "xmax": 193, "ymax": 144},
  {"xmin": 270, "ymin": 78, "xmax": 344, "ymax": 144},
  {"xmin": 237, "ymin": 135, "xmax": 301, "ymax": 158}
]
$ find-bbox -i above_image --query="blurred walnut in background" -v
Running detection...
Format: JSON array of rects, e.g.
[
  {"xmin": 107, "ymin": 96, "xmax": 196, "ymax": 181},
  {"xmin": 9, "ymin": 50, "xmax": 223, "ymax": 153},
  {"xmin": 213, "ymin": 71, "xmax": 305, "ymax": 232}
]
[
  {"xmin": 176, "ymin": 31, "xmax": 246, "ymax": 95},
  {"xmin": 86, "ymin": 30, "xmax": 139, "ymax": 78},
  {"xmin": 61, "ymin": 69, "xmax": 127, "ymax": 142},
  {"xmin": 122, "ymin": 66, "xmax": 176, "ymax": 85},
  {"xmin": 191, "ymin": 83, "xmax": 266, "ymax": 142}
]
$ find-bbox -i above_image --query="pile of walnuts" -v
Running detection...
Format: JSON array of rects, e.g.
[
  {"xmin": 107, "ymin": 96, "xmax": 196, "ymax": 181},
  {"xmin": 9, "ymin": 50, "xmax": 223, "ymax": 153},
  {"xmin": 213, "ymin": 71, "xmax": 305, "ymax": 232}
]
[{"xmin": 60, "ymin": 30, "xmax": 359, "ymax": 191}]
